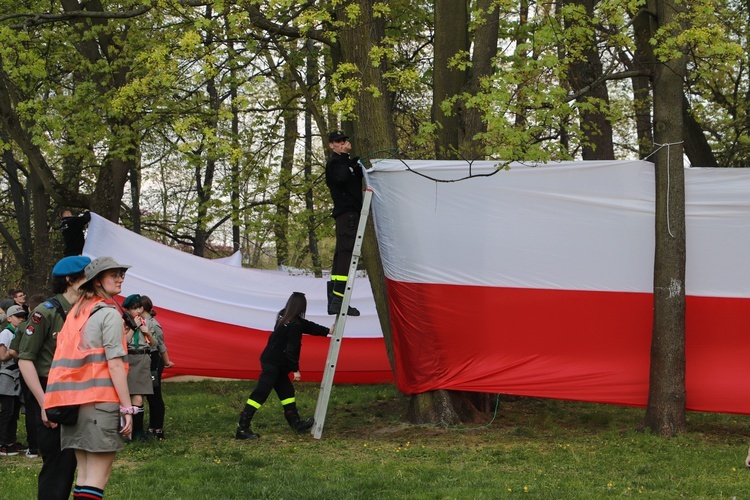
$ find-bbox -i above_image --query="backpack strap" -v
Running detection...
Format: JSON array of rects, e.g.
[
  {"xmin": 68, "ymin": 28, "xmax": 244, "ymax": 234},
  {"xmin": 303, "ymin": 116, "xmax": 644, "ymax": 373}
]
[{"xmin": 47, "ymin": 297, "xmax": 68, "ymax": 322}]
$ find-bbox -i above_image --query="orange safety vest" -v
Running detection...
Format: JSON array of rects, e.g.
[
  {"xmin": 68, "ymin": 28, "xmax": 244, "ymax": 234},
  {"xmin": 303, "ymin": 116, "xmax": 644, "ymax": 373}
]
[{"xmin": 44, "ymin": 298, "xmax": 128, "ymax": 410}]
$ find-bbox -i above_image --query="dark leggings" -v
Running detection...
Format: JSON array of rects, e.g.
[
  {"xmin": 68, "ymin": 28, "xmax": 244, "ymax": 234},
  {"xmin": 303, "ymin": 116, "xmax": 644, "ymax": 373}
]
[{"xmin": 146, "ymin": 352, "xmax": 166, "ymax": 429}]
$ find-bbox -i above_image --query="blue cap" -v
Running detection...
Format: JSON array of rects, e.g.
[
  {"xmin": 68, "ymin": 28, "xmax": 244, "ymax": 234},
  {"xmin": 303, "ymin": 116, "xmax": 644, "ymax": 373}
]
[{"xmin": 52, "ymin": 256, "xmax": 92, "ymax": 277}]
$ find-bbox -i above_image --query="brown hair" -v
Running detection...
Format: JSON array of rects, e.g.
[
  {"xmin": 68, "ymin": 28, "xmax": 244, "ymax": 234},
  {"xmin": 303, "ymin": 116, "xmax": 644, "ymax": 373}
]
[
  {"xmin": 140, "ymin": 295, "xmax": 156, "ymax": 316},
  {"xmin": 276, "ymin": 292, "xmax": 307, "ymax": 327}
]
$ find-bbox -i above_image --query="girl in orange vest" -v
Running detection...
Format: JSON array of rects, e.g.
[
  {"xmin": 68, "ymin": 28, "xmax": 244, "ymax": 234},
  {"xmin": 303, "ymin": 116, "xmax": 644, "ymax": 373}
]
[{"xmin": 44, "ymin": 257, "xmax": 136, "ymax": 500}]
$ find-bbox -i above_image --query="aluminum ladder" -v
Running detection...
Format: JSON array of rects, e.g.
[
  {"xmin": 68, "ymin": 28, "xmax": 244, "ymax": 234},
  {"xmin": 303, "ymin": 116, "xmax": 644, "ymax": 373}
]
[{"xmin": 312, "ymin": 187, "xmax": 373, "ymax": 439}]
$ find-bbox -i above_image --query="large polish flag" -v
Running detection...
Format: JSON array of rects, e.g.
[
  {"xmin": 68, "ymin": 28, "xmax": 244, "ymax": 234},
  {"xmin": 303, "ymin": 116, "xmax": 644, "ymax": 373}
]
[
  {"xmin": 83, "ymin": 213, "xmax": 393, "ymax": 384},
  {"xmin": 367, "ymin": 160, "xmax": 750, "ymax": 414}
]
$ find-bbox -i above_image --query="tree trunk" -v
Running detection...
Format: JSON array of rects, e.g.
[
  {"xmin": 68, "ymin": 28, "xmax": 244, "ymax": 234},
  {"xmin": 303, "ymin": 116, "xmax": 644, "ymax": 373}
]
[
  {"xmin": 29, "ymin": 171, "xmax": 51, "ymax": 294},
  {"xmin": 91, "ymin": 153, "xmax": 131, "ymax": 222},
  {"xmin": 230, "ymin": 71, "xmax": 241, "ymax": 252},
  {"xmin": 0, "ymin": 129, "xmax": 34, "ymax": 287},
  {"xmin": 336, "ymin": 0, "xmax": 398, "ymax": 372},
  {"xmin": 0, "ymin": 64, "xmax": 82, "ymax": 208},
  {"xmin": 643, "ymin": 0, "xmax": 687, "ymax": 436},
  {"xmin": 631, "ymin": 7, "xmax": 656, "ymax": 159},
  {"xmin": 433, "ymin": 0, "xmax": 469, "ymax": 157},
  {"xmin": 129, "ymin": 145, "xmax": 142, "ymax": 234},
  {"xmin": 273, "ymin": 60, "xmax": 299, "ymax": 266},
  {"xmin": 304, "ymin": 40, "xmax": 323, "ymax": 276},
  {"xmin": 460, "ymin": 0, "xmax": 499, "ymax": 159},
  {"xmin": 192, "ymin": 8, "xmax": 219, "ymax": 257},
  {"xmin": 565, "ymin": 0, "xmax": 615, "ymax": 160},
  {"xmin": 515, "ymin": 0, "xmax": 530, "ymax": 128},
  {"xmin": 274, "ymin": 63, "xmax": 298, "ymax": 267}
]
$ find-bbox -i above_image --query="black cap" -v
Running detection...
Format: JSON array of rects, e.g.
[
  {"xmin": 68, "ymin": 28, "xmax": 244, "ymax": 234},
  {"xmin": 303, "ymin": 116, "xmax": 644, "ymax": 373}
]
[{"xmin": 328, "ymin": 130, "xmax": 349, "ymax": 142}]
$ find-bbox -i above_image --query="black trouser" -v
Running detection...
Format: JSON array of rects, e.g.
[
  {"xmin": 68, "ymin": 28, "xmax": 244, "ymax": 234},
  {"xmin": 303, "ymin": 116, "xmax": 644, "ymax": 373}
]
[
  {"xmin": 21, "ymin": 377, "xmax": 38, "ymax": 449},
  {"xmin": 28, "ymin": 377, "xmax": 76, "ymax": 500},
  {"xmin": 247, "ymin": 363, "xmax": 295, "ymax": 407},
  {"xmin": 332, "ymin": 211, "xmax": 359, "ymax": 279},
  {"xmin": 146, "ymin": 351, "xmax": 166, "ymax": 429},
  {"xmin": 0, "ymin": 394, "xmax": 19, "ymax": 445}
]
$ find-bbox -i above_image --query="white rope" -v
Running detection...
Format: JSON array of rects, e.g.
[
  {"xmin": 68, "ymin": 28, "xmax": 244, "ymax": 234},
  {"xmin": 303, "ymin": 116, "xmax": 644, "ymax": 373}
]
[{"xmin": 643, "ymin": 141, "xmax": 684, "ymax": 238}]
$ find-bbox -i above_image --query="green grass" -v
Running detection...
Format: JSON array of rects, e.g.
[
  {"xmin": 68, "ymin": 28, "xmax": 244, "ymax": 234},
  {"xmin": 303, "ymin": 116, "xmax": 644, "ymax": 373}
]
[{"xmin": 3, "ymin": 380, "xmax": 750, "ymax": 499}]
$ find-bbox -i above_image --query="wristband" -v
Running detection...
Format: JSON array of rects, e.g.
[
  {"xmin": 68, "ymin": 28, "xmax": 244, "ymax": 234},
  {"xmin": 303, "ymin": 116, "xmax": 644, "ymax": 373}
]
[{"xmin": 119, "ymin": 406, "xmax": 140, "ymax": 415}]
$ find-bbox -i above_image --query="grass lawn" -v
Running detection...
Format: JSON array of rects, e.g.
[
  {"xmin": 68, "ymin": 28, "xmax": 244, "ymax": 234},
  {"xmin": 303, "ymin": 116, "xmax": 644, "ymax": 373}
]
[{"xmin": 3, "ymin": 379, "xmax": 750, "ymax": 499}]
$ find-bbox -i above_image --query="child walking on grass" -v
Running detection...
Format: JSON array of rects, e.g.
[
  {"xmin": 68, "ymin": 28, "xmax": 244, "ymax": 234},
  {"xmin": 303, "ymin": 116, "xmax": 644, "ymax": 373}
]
[{"xmin": 235, "ymin": 292, "xmax": 332, "ymax": 439}]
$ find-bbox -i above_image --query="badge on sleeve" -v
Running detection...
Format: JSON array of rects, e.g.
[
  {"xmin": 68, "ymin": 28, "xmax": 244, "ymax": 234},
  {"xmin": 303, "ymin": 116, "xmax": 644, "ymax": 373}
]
[
  {"xmin": 31, "ymin": 311, "xmax": 43, "ymax": 324},
  {"xmin": 25, "ymin": 325, "xmax": 35, "ymax": 336}
]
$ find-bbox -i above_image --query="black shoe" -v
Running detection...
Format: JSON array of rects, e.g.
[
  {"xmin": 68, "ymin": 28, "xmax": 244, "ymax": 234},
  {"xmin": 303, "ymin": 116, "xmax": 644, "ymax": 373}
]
[
  {"xmin": 295, "ymin": 417, "xmax": 314, "ymax": 433},
  {"xmin": 235, "ymin": 427, "xmax": 260, "ymax": 440},
  {"xmin": 346, "ymin": 306, "xmax": 360, "ymax": 316},
  {"xmin": 0, "ymin": 444, "xmax": 19, "ymax": 456},
  {"xmin": 327, "ymin": 295, "xmax": 361, "ymax": 316},
  {"xmin": 285, "ymin": 410, "xmax": 314, "ymax": 434}
]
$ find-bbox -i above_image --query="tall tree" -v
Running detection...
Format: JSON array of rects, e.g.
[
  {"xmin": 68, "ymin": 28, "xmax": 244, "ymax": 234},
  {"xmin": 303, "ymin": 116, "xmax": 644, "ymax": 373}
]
[
  {"xmin": 333, "ymin": 0, "xmax": 399, "ymax": 371},
  {"xmin": 641, "ymin": 0, "xmax": 688, "ymax": 436},
  {"xmin": 273, "ymin": 60, "xmax": 300, "ymax": 268}
]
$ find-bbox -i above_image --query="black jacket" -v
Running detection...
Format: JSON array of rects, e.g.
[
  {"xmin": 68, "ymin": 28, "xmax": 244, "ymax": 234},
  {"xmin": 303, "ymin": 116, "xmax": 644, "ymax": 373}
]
[
  {"xmin": 259, "ymin": 316, "xmax": 329, "ymax": 372},
  {"xmin": 61, "ymin": 212, "xmax": 91, "ymax": 256},
  {"xmin": 325, "ymin": 152, "xmax": 364, "ymax": 218}
]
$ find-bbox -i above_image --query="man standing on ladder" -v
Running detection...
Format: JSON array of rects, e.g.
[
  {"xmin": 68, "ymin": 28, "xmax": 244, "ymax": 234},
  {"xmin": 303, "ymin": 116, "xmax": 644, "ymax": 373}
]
[{"xmin": 325, "ymin": 130, "xmax": 363, "ymax": 316}]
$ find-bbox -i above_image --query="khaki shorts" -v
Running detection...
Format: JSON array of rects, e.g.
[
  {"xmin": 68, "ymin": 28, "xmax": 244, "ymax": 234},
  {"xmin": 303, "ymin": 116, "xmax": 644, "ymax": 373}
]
[{"xmin": 61, "ymin": 402, "xmax": 123, "ymax": 453}]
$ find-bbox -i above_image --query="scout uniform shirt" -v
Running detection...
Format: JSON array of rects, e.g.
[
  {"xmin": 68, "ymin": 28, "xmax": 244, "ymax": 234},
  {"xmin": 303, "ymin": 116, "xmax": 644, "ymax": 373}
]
[{"xmin": 18, "ymin": 295, "xmax": 73, "ymax": 378}]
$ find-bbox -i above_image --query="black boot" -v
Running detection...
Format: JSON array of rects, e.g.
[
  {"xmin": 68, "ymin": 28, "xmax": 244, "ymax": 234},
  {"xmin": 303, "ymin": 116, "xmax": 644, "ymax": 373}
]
[
  {"xmin": 284, "ymin": 409, "xmax": 314, "ymax": 434},
  {"xmin": 235, "ymin": 405, "xmax": 260, "ymax": 440},
  {"xmin": 327, "ymin": 280, "xmax": 361, "ymax": 316}
]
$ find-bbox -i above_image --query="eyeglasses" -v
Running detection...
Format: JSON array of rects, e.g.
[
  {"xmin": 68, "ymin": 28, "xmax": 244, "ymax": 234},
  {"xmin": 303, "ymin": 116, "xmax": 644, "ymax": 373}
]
[{"xmin": 105, "ymin": 270, "xmax": 127, "ymax": 279}]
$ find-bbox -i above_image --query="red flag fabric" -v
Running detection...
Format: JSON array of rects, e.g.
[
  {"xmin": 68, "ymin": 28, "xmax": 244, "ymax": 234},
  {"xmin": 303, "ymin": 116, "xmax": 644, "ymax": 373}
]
[{"xmin": 368, "ymin": 160, "xmax": 750, "ymax": 414}]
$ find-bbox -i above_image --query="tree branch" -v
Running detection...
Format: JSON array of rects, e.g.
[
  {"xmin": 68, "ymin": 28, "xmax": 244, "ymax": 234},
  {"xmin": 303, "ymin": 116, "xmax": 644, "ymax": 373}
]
[
  {"xmin": 243, "ymin": 3, "xmax": 334, "ymax": 47},
  {"xmin": 565, "ymin": 69, "xmax": 651, "ymax": 102},
  {"xmin": 1, "ymin": 0, "xmax": 212, "ymax": 29}
]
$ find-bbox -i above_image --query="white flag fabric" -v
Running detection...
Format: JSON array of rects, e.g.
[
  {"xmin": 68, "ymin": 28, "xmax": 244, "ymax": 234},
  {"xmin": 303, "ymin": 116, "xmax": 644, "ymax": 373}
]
[
  {"xmin": 367, "ymin": 160, "xmax": 750, "ymax": 414},
  {"xmin": 83, "ymin": 214, "xmax": 391, "ymax": 382}
]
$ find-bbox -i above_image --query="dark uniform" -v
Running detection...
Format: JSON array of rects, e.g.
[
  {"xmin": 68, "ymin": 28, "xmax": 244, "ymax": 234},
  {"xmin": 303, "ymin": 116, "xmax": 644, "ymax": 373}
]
[
  {"xmin": 325, "ymin": 131, "xmax": 364, "ymax": 315},
  {"xmin": 235, "ymin": 311, "xmax": 330, "ymax": 439},
  {"xmin": 60, "ymin": 211, "xmax": 91, "ymax": 257},
  {"xmin": 18, "ymin": 296, "xmax": 77, "ymax": 500}
]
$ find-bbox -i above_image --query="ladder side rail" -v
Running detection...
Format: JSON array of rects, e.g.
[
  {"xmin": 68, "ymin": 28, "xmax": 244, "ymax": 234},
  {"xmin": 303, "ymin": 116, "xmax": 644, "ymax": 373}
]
[{"xmin": 312, "ymin": 189, "xmax": 373, "ymax": 439}]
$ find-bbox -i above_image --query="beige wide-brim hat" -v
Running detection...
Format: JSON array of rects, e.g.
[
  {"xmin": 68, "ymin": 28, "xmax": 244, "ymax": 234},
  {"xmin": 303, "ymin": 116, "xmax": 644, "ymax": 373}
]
[{"xmin": 81, "ymin": 256, "xmax": 132, "ymax": 286}]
